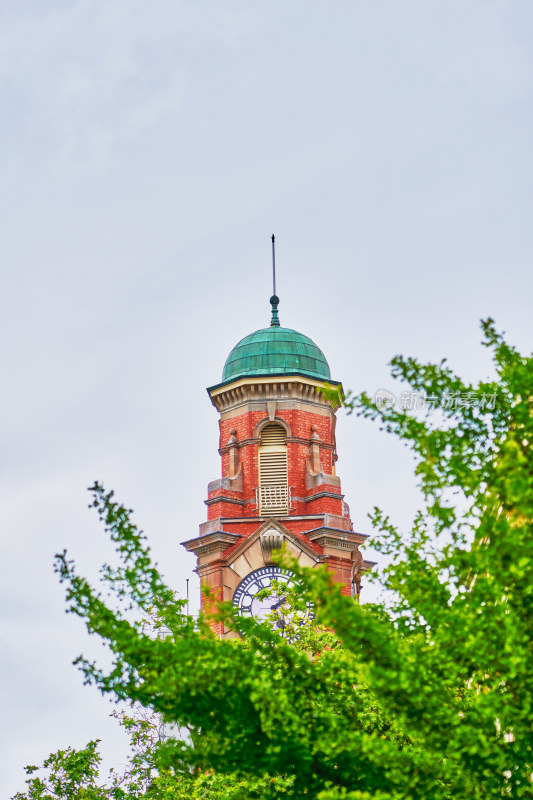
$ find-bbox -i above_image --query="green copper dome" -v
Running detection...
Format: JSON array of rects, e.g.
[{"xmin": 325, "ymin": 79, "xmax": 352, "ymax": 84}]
[{"xmin": 220, "ymin": 296, "xmax": 331, "ymax": 384}]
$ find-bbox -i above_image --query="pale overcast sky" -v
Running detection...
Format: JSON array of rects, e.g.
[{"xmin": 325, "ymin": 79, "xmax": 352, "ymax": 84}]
[{"xmin": 1, "ymin": 1, "xmax": 532, "ymax": 795}]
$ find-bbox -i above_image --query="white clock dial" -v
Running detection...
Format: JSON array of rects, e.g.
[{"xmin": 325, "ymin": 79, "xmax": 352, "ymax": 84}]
[{"xmin": 232, "ymin": 566, "xmax": 295, "ymax": 624}]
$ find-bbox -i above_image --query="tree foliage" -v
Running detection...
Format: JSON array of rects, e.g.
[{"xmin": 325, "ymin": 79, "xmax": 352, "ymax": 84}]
[
  {"xmin": 14, "ymin": 320, "xmax": 533, "ymax": 799},
  {"xmin": 13, "ymin": 707, "xmax": 291, "ymax": 799}
]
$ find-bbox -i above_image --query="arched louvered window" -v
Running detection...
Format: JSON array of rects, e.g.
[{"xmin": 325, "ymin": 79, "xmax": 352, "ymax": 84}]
[{"xmin": 258, "ymin": 423, "xmax": 288, "ymax": 516}]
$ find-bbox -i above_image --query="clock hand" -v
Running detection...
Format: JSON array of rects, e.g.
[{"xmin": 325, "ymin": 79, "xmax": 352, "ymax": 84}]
[{"xmin": 271, "ymin": 595, "xmax": 287, "ymax": 611}]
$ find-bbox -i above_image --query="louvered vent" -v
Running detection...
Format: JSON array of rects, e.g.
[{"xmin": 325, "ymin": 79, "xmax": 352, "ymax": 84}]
[
  {"xmin": 258, "ymin": 424, "xmax": 288, "ymax": 515},
  {"xmin": 260, "ymin": 423, "xmax": 287, "ymax": 447}
]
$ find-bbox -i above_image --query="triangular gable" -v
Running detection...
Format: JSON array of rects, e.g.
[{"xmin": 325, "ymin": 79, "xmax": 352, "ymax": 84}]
[{"xmin": 226, "ymin": 517, "xmax": 320, "ymax": 567}]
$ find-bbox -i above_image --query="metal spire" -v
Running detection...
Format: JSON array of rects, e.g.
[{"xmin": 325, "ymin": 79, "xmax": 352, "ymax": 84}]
[
  {"xmin": 270, "ymin": 234, "xmax": 280, "ymax": 327},
  {"xmin": 272, "ymin": 234, "xmax": 276, "ymax": 296}
]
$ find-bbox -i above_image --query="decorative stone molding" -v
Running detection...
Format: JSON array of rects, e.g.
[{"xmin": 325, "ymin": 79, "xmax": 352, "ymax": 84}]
[
  {"xmin": 205, "ymin": 496, "xmax": 245, "ymax": 507},
  {"xmin": 305, "ymin": 424, "xmax": 341, "ymax": 490},
  {"xmin": 304, "ymin": 489, "xmax": 343, "ymax": 504},
  {"xmin": 307, "ymin": 423, "xmax": 322, "ymax": 470},
  {"xmin": 253, "ymin": 416, "xmax": 292, "ymax": 439},
  {"xmin": 219, "ymin": 435, "xmax": 334, "ymax": 454},
  {"xmin": 208, "ymin": 376, "xmax": 342, "ymax": 413},
  {"xmin": 207, "ymin": 476, "xmax": 243, "ymax": 494},
  {"xmin": 307, "ymin": 527, "xmax": 367, "ymax": 551},
  {"xmin": 213, "ymin": 514, "xmax": 325, "ymax": 526},
  {"xmin": 182, "ymin": 531, "xmax": 243, "ymax": 559},
  {"xmin": 228, "ymin": 518, "xmax": 321, "ymax": 568},
  {"xmin": 259, "ymin": 528, "xmax": 285, "ymax": 563},
  {"xmin": 226, "ymin": 428, "xmax": 243, "ymax": 489},
  {"xmin": 305, "ymin": 473, "xmax": 342, "ymax": 490}
]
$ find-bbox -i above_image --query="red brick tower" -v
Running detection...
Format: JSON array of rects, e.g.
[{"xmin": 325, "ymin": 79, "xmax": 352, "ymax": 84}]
[{"xmin": 182, "ymin": 295, "xmax": 371, "ymax": 637}]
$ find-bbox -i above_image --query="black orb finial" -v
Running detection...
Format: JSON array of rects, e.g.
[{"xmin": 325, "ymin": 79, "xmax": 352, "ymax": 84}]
[{"xmin": 270, "ymin": 294, "xmax": 280, "ymax": 327}]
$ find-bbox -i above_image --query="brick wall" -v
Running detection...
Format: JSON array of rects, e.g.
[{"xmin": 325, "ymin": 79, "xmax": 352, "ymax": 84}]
[{"xmin": 211, "ymin": 406, "xmax": 341, "ymax": 520}]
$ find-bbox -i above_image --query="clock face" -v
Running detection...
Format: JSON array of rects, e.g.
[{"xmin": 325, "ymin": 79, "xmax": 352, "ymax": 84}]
[{"xmin": 232, "ymin": 566, "xmax": 295, "ymax": 625}]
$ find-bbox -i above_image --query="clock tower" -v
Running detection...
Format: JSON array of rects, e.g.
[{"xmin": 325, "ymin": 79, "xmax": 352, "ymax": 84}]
[{"xmin": 182, "ymin": 294, "xmax": 372, "ymax": 637}]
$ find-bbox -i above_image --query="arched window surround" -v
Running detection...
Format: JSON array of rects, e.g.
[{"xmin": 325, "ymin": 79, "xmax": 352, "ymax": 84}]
[
  {"xmin": 256, "ymin": 420, "xmax": 289, "ymax": 516},
  {"xmin": 253, "ymin": 416, "xmax": 292, "ymax": 440}
]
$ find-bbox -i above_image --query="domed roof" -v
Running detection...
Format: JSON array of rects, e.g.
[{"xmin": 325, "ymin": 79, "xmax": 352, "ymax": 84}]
[{"xmin": 221, "ymin": 296, "xmax": 331, "ymax": 384}]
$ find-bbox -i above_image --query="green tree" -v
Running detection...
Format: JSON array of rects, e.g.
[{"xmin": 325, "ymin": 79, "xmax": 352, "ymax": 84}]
[
  {"xmin": 16, "ymin": 319, "xmax": 533, "ymax": 799},
  {"xmin": 12, "ymin": 706, "xmax": 292, "ymax": 799}
]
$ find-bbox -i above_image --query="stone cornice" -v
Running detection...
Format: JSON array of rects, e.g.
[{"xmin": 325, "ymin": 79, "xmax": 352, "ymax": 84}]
[
  {"xmin": 208, "ymin": 514, "xmax": 326, "ymax": 525},
  {"xmin": 208, "ymin": 375, "xmax": 342, "ymax": 413},
  {"xmin": 182, "ymin": 531, "xmax": 243, "ymax": 557},
  {"xmin": 304, "ymin": 490, "xmax": 344, "ymax": 503},
  {"xmin": 205, "ymin": 496, "xmax": 245, "ymax": 507},
  {"xmin": 307, "ymin": 527, "xmax": 368, "ymax": 550}
]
